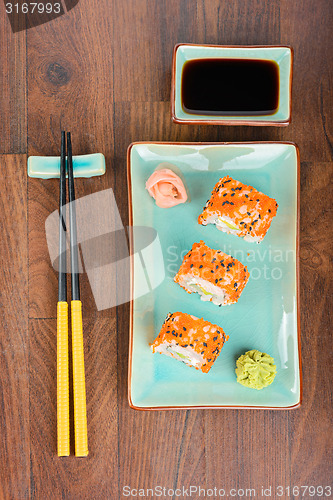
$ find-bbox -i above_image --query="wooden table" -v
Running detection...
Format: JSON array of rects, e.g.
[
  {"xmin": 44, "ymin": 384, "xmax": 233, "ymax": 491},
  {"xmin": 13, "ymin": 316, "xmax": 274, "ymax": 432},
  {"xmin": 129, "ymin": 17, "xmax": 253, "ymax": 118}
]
[{"xmin": 0, "ymin": 1, "xmax": 332, "ymax": 498}]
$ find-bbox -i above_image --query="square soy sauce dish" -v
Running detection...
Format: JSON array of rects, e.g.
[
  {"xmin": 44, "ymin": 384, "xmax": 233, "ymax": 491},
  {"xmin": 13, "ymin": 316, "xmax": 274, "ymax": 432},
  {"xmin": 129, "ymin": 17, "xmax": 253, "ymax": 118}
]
[{"xmin": 171, "ymin": 44, "xmax": 293, "ymax": 126}]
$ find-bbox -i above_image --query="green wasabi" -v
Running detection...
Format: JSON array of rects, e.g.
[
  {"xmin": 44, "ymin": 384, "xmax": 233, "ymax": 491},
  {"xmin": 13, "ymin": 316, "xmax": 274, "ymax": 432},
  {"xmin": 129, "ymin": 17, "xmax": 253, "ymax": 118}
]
[{"xmin": 235, "ymin": 349, "xmax": 276, "ymax": 390}]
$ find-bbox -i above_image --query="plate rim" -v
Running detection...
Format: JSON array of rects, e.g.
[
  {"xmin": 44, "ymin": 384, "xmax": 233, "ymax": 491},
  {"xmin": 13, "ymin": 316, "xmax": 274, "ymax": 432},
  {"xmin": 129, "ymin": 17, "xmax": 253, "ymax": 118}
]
[
  {"xmin": 171, "ymin": 43, "xmax": 294, "ymax": 126},
  {"xmin": 127, "ymin": 141, "xmax": 302, "ymax": 411}
]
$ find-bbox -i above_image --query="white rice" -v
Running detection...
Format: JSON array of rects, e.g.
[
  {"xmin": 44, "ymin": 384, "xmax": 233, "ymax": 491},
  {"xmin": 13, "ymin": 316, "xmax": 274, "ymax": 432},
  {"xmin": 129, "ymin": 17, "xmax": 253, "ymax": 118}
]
[
  {"xmin": 152, "ymin": 341, "xmax": 204, "ymax": 368},
  {"xmin": 203, "ymin": 214, "xmax": 262, "ymax": 243}
]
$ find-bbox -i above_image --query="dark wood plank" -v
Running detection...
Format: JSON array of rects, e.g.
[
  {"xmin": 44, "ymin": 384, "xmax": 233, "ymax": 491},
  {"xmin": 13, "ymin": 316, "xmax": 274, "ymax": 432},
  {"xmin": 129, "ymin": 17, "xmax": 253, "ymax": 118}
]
[
  {"xmin": 288, "ymin": 161, "xmax": 332, "ymax": 486},
  {"xmin": 196, "ymin": 0, "xmax": 281, "ymax": 46},
  {"xmin": 27, "ymin": 0, "xmax": 117, "ymax": 319},
  {"xmin": 27, "ymin": 0, "xmax": 114, "ymax": 157},
  {"xmin": 28, "ymin": 177, "xmax": 58, "ymax": 319},
  {"xmin": 0, "ymin": 154, "xmax": 29, "ymax": 498},
  {"xmin": 205, "ymin": 409, "xmax": 291, "ymax": 494},
  {"xmin": 280, "ymin": 0, "xmax": 333, "ymax": 162},
  {"xmin": 113, "ymin": 101, "xmax": 203, "ymax": 147},
  {"xmin": 0, "ymin": 12, "xmax": 26, "ymax": 153},
  {"xmin": 29, "ymin": 316, "xmax": 118, "ymax": 498},
  {"xmin": 204, "ymin": 411, "xmax": 239, "ymax": 492},
  {"xmin": 112, "ymin": 0, "xmax": 197, "ymax": 103}
]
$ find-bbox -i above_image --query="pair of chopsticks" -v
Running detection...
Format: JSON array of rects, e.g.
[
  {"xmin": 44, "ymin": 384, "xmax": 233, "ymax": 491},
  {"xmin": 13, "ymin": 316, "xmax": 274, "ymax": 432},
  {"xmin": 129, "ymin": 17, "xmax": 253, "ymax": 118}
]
[{"xmin": 57, "ymin": 131, "xmax": 88, "ymax": 457}]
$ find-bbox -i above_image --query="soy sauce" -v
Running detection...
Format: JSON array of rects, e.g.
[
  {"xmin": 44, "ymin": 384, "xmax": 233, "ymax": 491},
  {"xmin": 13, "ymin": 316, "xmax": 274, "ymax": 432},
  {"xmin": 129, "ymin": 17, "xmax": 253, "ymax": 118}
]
[{"xmin": 181, "ymin": 58, "xmax": 279, "ymax": 116}]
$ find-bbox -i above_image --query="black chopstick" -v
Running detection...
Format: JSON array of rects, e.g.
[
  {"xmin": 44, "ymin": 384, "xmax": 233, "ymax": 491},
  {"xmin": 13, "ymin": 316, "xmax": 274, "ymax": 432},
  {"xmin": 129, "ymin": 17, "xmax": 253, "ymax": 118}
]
[
  {"xmin": 58, "ymin": 131, "xmax": 67, "ymax": 302},
  {"xmin": 57, "ymin": 131, "xmax": 70, "ymax": 457},
  {"xmin": 66, "ymin": 132, "xmax": 88, "ymax": 456},
  {"xmin": 67, "ymin": 132, "xmax": 80, "ymax": 301}
]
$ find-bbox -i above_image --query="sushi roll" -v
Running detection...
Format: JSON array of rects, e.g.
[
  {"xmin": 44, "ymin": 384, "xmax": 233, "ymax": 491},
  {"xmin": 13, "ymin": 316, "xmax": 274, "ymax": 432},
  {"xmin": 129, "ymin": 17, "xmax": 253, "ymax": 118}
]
[
  {"xmin": 198, "ymin": 175, "xmax": 278, "ymax": 243},
  {"xmin": 174, "ymin": 240, "xmax": 249, "ymax": 306},
  {"xmin": 150, "ymin": 311, "xmax": 229, "ymax": 373}
]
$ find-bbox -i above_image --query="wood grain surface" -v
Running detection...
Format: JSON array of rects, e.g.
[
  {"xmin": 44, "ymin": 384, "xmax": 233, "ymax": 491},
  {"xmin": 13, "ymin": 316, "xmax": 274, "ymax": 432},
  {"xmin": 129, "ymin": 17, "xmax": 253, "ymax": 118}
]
[{"xmin": 0, "ymin": 0, "xmax": 332, "ymax": 499}]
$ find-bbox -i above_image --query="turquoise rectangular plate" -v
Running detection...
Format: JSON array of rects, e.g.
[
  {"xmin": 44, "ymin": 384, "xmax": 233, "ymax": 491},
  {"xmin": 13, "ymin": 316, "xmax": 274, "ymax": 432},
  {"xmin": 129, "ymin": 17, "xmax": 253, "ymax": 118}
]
[
  {"xmin": 172, "ymin": 44, "xmax": 293, "ymax": 126},
  {"xmin": 128, "ymin": 142, "xmax": 301, "ymax": 409}
]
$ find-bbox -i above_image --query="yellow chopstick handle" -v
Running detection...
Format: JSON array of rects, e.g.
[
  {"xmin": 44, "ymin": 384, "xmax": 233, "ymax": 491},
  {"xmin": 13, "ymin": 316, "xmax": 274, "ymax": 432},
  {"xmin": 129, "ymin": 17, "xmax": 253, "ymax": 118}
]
[
  {"xmin": 71, "ymin": 300, "xmax": 88, "ymax": 457},
  {"xmin": 57, "ymin": 301, "xmax": 70, "ymax": 457}
]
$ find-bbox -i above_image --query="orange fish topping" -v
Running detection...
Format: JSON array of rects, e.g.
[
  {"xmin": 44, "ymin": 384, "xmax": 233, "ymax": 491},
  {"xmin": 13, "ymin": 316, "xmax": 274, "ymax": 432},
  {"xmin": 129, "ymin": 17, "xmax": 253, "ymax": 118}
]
[
  {"xmin": 151, "ymin": 312, "xmax": 229, "ymax": 373},
  {"xmin": 198, "ymin": 175, "xmax": 278, "ymax": 241}
]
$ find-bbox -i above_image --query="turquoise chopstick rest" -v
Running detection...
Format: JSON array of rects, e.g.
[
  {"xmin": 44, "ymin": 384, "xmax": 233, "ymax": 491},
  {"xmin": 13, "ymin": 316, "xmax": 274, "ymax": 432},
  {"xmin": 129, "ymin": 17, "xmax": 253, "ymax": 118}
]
[{"xmin": 28, "ymin": 153, "xmax": 106, "ymax": 179}]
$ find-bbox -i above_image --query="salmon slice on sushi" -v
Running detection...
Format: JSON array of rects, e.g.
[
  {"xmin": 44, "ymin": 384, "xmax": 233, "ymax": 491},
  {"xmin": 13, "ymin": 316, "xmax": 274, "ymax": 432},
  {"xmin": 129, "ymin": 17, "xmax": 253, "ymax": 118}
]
[
  {"xmin": 150, "ymin": 312, "xmax": 229, "ymax": 373},
  {"xmin": 174, "ymin": 240, "xmax": 249, "ymax": 306},
  {"xmin": 198, "ymin": 175, "xmax": 278, "ymax": 243}
]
